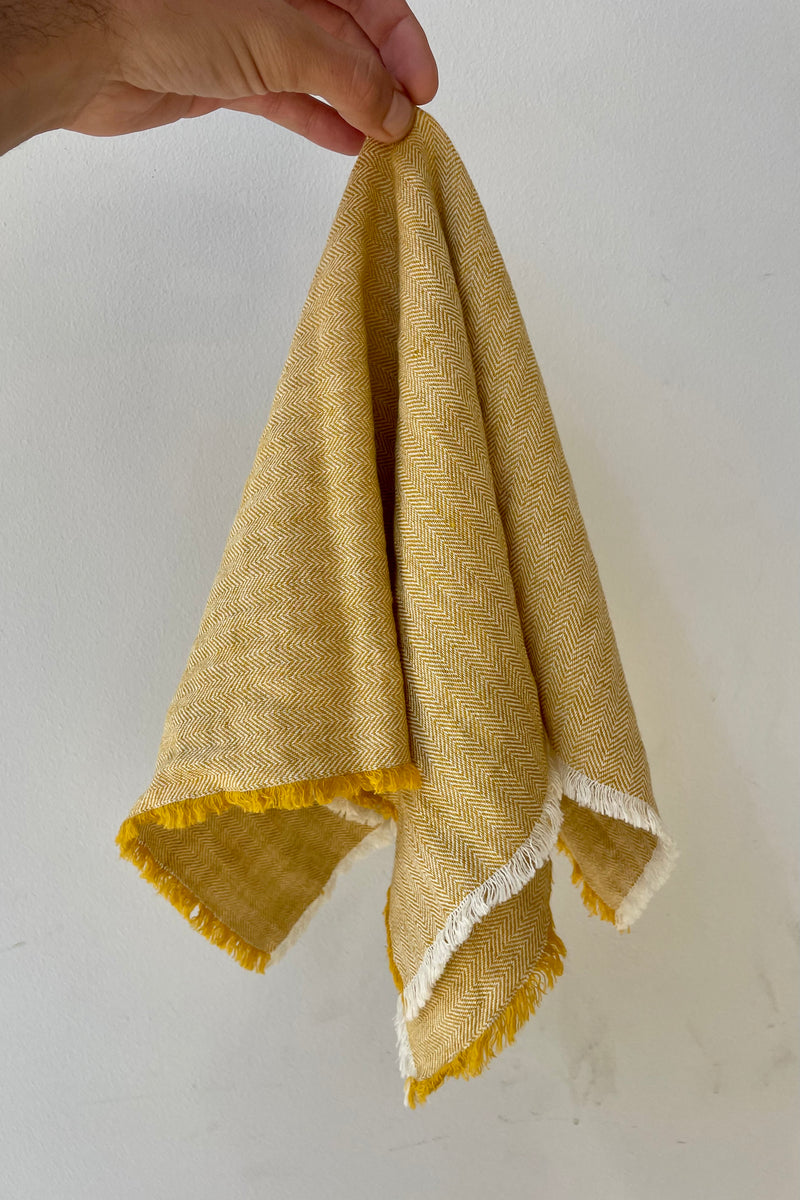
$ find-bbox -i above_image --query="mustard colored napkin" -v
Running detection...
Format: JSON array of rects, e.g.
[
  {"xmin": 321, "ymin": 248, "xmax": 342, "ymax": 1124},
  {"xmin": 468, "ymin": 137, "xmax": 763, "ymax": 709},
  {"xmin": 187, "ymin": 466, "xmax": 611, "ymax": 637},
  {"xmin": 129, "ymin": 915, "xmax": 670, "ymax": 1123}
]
[{"xmin": 116, "ymin": 108, "xmax": 678, "ymax": 1108}]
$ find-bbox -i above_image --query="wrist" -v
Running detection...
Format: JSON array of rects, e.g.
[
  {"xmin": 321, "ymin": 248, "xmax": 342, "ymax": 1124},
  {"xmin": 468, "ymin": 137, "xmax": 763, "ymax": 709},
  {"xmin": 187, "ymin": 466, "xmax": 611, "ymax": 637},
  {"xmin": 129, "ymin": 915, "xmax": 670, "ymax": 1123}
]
[{"xmin": 0, "ymin": 3, "xmax": 113, "ymax": 155}]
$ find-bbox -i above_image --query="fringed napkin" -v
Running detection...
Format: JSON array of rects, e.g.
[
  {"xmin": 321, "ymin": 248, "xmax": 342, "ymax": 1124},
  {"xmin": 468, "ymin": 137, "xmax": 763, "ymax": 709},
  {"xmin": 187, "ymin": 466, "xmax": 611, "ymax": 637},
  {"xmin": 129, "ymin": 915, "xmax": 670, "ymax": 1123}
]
[{"xmin": 116, "ymin": 108, "xmax": 678, "ymax": 1108}]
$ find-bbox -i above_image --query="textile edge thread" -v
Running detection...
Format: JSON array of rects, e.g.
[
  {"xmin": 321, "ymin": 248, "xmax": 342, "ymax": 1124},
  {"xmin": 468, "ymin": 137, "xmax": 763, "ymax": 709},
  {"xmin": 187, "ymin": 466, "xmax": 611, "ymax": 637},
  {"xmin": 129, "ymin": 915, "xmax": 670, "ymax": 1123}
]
[
  {"xmin": 390, "ymin": 753, "xmax": 679, "ymax": 1106},
  {"xmin": 400, "ymin": 922, "xmax": 567, "ymax": 1110},
  {"xmin": 115, "ymin": 761, "xmax": 419, "ymax": 974},
  {"xmin": 116, "ymin": 754, "xmax": 678, "ymax": 1107}
]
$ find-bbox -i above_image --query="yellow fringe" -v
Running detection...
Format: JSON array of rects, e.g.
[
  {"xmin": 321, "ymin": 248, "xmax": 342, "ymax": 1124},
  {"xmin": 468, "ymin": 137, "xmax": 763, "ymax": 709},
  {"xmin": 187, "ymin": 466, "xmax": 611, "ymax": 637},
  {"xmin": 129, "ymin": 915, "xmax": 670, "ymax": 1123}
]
[
  {"xmin": 401, "ymin": 922, "xmax": 568, "ymax": 1109},
  {"xmin": 555, "ymin": 835, "xmax": 630, "ymax": 932},
  {"xmin": 383, "ymin": 886, "xmax": 405, "ymax": 993},
  {"xmin": 117, "ymin": 761, "xmax": 420, "ymax": 855},
  {"xmin": 116, "ymin": 761, "xmax": 421, "ymax": 973},
  {"xmin": 121, "ymin": 834, "xmax": 273, "ymax": 972},
  {"xmin": 384, "ymin": 882, "xmax": 568, "ymax": 1108}
]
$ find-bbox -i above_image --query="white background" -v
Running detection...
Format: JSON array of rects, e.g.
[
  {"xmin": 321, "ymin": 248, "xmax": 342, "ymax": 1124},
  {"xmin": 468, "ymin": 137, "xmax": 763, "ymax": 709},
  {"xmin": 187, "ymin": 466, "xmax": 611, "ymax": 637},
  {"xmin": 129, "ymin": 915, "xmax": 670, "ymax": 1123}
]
[{"xmin": 1, "ymin": 1, "xmax": 798, "ymax": 1196}]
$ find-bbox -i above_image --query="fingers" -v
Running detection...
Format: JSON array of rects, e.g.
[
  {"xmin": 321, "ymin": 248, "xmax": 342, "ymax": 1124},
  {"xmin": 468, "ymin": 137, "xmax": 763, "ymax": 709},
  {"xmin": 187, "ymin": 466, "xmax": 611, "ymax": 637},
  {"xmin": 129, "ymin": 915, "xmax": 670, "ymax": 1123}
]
[
  {"xmin": 328, "ymin": 0, "xmax": 438, "ymax": 104},
  {"xmin": 282, "ymin": 0, "xmax": 374, "ymax": 56},
  {"xmin": 264, "ymin": 2, "xmax": 417, "ymax": 143},
  {"xmin": 216, "ymin": 90, "xmax": 365, "ymax": 154},
  {"xmin": 99, "ymin": 0, "xmax": 430, "ymax": 148}
]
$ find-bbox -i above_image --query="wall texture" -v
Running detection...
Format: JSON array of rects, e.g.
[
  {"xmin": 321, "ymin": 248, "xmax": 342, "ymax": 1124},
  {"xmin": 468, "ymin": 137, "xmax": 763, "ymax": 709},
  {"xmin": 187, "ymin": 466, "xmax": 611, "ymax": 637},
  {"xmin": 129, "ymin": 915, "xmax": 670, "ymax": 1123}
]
[{"xmin": 1, "ymin": 1, "xmax": 798, "ymax": 1196}]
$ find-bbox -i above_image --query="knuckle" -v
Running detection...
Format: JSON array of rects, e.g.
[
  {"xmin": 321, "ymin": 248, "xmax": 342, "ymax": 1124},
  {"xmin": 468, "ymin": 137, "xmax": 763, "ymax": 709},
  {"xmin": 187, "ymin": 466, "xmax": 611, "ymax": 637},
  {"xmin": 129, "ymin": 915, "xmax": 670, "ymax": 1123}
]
[
  {"xmin": 331, "ymin": 9, "xmax": 355, "ymax": 41},
  {"xmin": 344, "ymin": 52, "xmax": 386, "ymax": 116}
]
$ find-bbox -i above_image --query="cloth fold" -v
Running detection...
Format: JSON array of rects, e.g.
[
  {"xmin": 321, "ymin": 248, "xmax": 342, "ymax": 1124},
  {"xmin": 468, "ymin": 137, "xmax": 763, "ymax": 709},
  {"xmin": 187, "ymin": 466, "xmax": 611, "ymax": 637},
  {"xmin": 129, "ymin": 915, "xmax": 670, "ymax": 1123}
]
[{"xmin": 116, "ymin": 108, "xmax": 679, "ymax": 1108}]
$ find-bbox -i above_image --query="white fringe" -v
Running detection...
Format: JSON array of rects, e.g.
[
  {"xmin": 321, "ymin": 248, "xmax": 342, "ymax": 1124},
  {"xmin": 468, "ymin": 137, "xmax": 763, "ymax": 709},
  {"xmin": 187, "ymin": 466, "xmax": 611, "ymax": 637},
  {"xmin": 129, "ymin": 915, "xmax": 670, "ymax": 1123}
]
[
  {"xmin": 399, "ymin": 765, "xmax": 565, "ymax": 1024},
  {"xmin": 555, "ymin": 755, "xmax": 664, "ymax": 838},
  {"xmin": 614, "ymin": 831, "xmax": 680, "ymax": 929},
  {"xmin": 395, "ymin": 993, "xmax": 417, "ymax": 1083},
  {"xmin": 554, "ymin": 754, "xmax": 680, "ymax": 932},
  {"xmin": 265, "ymin": 812, "xmax": 395, "ymax": 971},
  {"xmin": 393, "ymin": 752, "xmax": 679, "ymax": 1083},
  {"xmin": 326, "ymin": 794, "xmax": 389, "ymax": 828},
  {"xmin": 392, "ymin": 759, "xmax": 565, "ymax": 1096}
]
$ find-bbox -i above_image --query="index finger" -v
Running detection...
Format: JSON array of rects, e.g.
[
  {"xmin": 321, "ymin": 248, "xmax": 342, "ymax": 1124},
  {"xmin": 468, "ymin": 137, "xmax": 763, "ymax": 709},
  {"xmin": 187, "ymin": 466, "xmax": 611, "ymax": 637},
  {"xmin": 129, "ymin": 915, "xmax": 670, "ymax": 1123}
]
[{"xmin": 328, "ymin": 0, "xmax": 438, "ymax": 104}]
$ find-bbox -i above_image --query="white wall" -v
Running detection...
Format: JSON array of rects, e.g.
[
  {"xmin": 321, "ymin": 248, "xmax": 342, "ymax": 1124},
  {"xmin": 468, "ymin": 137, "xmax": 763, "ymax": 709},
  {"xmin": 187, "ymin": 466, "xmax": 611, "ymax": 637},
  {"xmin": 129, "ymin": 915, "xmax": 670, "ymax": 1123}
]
[{"xmin": 1, "ymin": 1, "xmax": 798, "ymax": 1196}]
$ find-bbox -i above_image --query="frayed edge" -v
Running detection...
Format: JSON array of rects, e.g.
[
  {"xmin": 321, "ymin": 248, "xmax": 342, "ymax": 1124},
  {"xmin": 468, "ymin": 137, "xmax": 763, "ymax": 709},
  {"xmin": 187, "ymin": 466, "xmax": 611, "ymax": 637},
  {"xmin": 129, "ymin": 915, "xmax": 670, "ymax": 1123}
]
[
  {"xmin": 555, "ymin": 754, "xmax": 679, "ymax": 932},
  {"xmin": 384, "ymin": 887, "xmax": 418, "ymax": 1077},
  {"xmin": 402, "ymin": 921, "xmax": 567, "ymax": 1109},
  {"xmin": 119, "ymin": 836, "xmax": 272, "ymax": 973},
  {"xmin": 615, "ymin": 829, "xmax": 680, "ymax": 930},
  {"xmin": 555, "ymin": 835, "xmax": 621, "ymax": 928},
  {"xmin": 389, "ymin": 752, "xmax": 678, "ymax": 1089},
  {"xmin": 399, "ymin": 762, "xmax": 565, "ymax": 1023},
  {"xmin": 556, "ymin": 754, "xmax": 665, "ymax": 839},
  {"xmin": 395, "ymin": 993, "xmax": 418, "ymax": 1079},
  {"xmin": 383, "ymin": 886, "xmax": 405, "ymax": 994},
  {"xmin": 116, "ymin": 762, "xmax": 414, "ymax": 973},
  {"xmin": 117, "ymin": 760, "xmax": 420, "ymax": 857},
  {"xmin": 326, "ymin": 795, "xmax": 391, "ymax": 828},
  {"xmin": 389, "ymin": 758, "xmax": 564, "ymax": 1084}
]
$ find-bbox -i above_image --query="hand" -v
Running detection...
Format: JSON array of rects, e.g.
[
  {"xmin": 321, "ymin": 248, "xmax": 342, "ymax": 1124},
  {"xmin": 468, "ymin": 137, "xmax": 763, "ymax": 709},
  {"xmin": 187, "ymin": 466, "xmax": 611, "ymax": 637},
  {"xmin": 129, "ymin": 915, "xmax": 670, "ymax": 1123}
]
[{"xmin": 64, "ymin": 0, "xmax": 438, "ymax": 153}]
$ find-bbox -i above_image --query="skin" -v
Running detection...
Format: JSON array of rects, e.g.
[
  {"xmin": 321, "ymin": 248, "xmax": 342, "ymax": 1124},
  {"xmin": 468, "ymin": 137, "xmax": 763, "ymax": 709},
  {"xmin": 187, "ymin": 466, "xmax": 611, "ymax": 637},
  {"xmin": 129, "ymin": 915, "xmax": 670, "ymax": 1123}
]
[{"xmin": 0, "ymin": 0, "xmax": 438, "ymax": 156}]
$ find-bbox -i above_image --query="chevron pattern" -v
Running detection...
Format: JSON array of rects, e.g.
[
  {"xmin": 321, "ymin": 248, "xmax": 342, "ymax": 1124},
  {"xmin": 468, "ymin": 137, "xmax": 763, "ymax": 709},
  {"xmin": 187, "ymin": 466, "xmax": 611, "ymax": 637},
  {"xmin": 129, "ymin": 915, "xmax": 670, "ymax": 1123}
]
[{"xmin": 117, "ymin": 109, "xmax": 677, "ymax": 1108}]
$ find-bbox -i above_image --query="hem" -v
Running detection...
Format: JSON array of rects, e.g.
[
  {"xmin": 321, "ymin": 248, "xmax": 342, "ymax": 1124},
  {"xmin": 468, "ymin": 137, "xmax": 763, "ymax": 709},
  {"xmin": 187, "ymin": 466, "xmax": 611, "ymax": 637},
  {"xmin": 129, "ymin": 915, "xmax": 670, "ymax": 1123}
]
[
  {"xmin": 391, "ymin": 917, "xmax": 567, "ymax": 1109},
  {"xmin": 554, "ymin": 753, "xmax": 680, "ymax": 932},
  {"xmin": 116, "ymin": 761, "xmax": 417, "ymax": 972},
  {"xmin": 389, "ymin": 752, "xmax": 678, "ymax": 1100}
]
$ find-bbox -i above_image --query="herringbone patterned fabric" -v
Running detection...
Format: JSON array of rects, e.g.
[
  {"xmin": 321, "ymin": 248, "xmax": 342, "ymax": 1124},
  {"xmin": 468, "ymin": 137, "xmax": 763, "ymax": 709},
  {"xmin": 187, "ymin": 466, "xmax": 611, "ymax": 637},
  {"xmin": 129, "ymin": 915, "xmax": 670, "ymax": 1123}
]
[{"xmin": 116, "ymin": 109, "xmax": 678, "ymax": 1108}]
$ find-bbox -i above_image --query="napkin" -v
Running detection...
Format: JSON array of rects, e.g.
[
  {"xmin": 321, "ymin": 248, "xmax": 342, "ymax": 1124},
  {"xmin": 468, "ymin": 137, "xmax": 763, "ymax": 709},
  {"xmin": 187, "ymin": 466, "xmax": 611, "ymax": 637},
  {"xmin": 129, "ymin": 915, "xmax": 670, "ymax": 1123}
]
[{"xmin": 116, "ymin": 108, "xmax": 678, "ymax": 1108}]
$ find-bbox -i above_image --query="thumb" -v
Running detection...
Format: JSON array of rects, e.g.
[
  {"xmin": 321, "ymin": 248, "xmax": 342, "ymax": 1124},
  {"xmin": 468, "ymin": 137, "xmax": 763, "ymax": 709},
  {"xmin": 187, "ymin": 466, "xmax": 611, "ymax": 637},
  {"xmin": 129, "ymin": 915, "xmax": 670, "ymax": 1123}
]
[{"xmin": 261, "ymin": 3, "xmax": 416, "ymax": 143}]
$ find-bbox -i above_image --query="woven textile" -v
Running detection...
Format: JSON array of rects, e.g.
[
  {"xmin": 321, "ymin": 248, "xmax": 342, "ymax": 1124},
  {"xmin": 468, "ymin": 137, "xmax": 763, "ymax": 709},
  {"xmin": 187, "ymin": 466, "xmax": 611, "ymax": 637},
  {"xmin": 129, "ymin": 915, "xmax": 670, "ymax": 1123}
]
[{"xmin": 116, "ymin": 108, "xmax": 679, "ymax": 1108}]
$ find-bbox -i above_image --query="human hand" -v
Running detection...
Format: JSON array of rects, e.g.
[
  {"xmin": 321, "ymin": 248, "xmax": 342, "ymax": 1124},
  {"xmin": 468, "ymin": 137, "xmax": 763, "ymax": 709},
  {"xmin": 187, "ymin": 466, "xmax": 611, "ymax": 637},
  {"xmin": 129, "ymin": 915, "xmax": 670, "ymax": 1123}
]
[{"xmin": 66, "ymin": 0, "xmax": 438, "ymax": 153}]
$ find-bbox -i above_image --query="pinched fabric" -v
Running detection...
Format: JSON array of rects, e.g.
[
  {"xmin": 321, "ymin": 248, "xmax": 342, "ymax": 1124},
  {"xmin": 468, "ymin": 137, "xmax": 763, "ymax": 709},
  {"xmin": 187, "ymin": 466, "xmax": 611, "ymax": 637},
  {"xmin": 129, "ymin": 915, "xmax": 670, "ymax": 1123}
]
[{"xmin": 116, "ymin": 109, "xmax": 678, "ymax": 1108}]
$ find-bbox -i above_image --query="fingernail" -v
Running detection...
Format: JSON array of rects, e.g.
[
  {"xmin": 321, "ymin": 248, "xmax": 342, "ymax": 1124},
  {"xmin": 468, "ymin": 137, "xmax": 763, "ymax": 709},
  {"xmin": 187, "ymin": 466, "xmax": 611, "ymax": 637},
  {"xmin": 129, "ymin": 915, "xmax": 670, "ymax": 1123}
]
[{"xmin": 383, "ymin": 89, "xmax": 414, "ymax": 140}]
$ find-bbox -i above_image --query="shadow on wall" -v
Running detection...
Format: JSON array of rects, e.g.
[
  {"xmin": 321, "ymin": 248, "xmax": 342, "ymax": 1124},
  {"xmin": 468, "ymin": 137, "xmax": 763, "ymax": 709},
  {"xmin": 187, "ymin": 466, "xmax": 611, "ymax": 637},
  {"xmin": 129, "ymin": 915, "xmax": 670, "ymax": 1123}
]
[{"xmin": 545, "ymin": 415, "xmax": 798, "ymax": 1113}]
